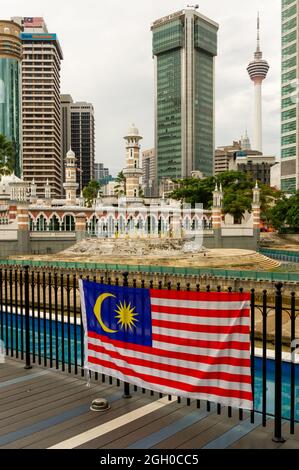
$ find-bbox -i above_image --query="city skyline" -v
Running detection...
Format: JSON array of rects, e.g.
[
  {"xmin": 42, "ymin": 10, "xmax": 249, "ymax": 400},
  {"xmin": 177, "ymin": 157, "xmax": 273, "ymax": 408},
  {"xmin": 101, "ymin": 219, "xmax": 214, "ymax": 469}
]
[{"xmin": 2, "ymin": 0, "xmax": 281, "ymax": 176}]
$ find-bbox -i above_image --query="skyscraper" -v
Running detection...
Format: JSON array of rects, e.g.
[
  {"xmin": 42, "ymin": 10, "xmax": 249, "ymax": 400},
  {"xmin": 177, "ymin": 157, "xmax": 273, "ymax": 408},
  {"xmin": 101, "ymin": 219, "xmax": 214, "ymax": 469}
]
[
  {"xmin": 0, "ymin": 20, "xmax": 22, "ymax": 175},
  {"xmin": 280, "ymin": 0, "xmax": 298, "ymax": 192},
  {"xmin": 12, "ymin": 17, "xmax": 63, "ymax": 197},
  {"xmin": 94, "ymin": 162, "xmax": 111, "ymax": 184},
  {"xmin": 247, "ymin": 15, "xmax": 269, "ymax": 153},
  {"xmin": 151, "ymin": 8, "xmax": 218, "ymax": 183},
  {"xmin": 60, "ymin": 96, "xmax": 95, "ymax": 192},
  {"xmin": 70, "ymin": 102, "xmax": 95, "ymax": 191},
  {"xmin": 142, "ymin": 148, "xmax": 156, "ymax": 196}
]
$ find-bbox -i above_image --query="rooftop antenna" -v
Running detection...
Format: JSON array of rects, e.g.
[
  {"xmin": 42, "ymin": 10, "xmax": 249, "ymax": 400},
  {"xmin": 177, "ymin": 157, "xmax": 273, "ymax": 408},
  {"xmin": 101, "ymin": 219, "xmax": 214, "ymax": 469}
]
[{"xmin": 256, "ymin": 11, "xmax": 260, "ymax": 53}]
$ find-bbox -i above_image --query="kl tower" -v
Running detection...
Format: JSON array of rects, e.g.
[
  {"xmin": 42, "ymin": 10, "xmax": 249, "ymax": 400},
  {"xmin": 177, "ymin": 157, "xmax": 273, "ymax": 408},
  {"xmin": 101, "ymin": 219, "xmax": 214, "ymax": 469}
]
[{"xmin": 247, "ymin": 14, "xmax": 269, "ymax": 153}]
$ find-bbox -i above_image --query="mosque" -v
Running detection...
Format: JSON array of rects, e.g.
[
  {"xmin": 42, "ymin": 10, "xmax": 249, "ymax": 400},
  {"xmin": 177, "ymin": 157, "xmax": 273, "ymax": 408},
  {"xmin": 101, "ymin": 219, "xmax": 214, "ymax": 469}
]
[{"xmin": 0, "ymin": 125, "xmax": 261, "ymax": 256}]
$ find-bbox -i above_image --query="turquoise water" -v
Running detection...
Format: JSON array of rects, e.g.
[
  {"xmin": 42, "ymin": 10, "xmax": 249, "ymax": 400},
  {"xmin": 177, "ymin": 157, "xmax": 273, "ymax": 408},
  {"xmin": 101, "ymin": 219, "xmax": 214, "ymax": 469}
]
[{"xmin": 1, "ymin": 313, "xmax": 298, "ymax": 421}]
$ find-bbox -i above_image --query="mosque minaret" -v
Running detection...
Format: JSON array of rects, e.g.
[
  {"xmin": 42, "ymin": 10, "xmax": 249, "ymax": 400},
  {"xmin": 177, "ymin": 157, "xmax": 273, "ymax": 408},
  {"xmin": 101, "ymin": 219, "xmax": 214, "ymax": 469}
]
[{"xmin": 123, "ymin": 124, "xmax": 143, "ymax": 202}]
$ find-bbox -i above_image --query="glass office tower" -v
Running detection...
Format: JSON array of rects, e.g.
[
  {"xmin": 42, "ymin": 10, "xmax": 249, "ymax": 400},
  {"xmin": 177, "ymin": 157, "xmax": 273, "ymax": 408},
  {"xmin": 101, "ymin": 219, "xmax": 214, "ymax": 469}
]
[
  {"xmin": 0, "ymin": 21, "xmax": 22, "ymax": 176},
  {"xmin": 281, "ymin": 0, "xmax": 299, "ymax": 192},
  {"xmin": 152, "ymin": 9, "xmax": 218, "ymax": 183}
]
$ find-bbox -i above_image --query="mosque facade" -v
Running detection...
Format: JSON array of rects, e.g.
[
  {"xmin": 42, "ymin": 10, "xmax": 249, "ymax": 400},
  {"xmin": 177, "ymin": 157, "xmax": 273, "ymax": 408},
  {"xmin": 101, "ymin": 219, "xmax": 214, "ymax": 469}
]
[{"xmin": 0, "ymin": 125, "xmax": 261, "ymax": 256}]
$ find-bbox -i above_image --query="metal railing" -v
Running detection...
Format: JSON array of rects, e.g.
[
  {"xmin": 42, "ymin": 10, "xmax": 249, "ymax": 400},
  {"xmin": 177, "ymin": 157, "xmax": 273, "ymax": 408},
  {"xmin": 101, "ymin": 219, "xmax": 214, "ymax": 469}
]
[
  {"xmin": 260, "ymin": 248, "xmax": 299, "ymax": 264},
  {"xmin": 0, "ymin": 265, "xmax": 298, "ymax": 442}
]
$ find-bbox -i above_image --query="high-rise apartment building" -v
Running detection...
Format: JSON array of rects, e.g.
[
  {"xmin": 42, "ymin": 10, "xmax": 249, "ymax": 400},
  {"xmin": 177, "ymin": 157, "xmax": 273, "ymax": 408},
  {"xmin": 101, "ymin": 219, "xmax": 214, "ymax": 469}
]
[
  {"xmin": 94, "ymin": 162, "xmax": 110, "ymax": 182},
  {"xmin": 142, "ymin": 148, "xmax": 156, "ymax": 196},
  {"xmin": 12, "ymin": 17, "xmax": 63, "ymax": 197},
  {"xmin": 151, "ymin": 8, "xmax": 218, "ymax": 183},
  {"xmin": 70, "ymin": 102, "xmax": 95, "ymax": 191},
  {"xmin": 60, "ymin": 96, "xmax": 95, "ymax": 192},
  {"xmin": 0, "ymin": 20, "xmax": 22, "ymax": 175},
  {"xmin": 280, "ymin": 1, "xmax": 299, "ymax": 192}
]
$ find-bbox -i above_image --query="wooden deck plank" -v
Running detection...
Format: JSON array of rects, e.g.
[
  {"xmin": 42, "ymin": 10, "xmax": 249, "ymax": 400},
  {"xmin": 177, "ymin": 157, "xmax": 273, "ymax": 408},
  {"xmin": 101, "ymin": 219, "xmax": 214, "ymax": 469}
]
[
  {"xmin": 230, "ymin": 429, "xmax": 281, "ymax": 449},
  {"xmin": 0, "ymin": 375, "xmax": 66, "ymax": 399},
  {"xmin": 0, "ymin": 359, "xmax": 297, "ymax": 450},
  {"xmin": 0, "ymin": 383, "xmax": 96, "ymax": 430},
  {"xmin": 0, "ymin": 364, "xmax": 29, "ymax": 379},
  {"xmin": 172, "ymin": 410, "xmax": 242, "ymax": 449},
  {"xmin": 231, "ymin": 420, "xmax": 298, "ymax": 449},
  {"xmin": 154, "ymin": 413, "xmax": 237, "ymax": 449},
  {"xmin": 0, "ymin": 377, "xmax": 87, "ymax": 416},
  {"xmin": 79, "ymin": 400, "xmax": 188, "ymax": 449},
  {"xmin": 10, "ymin": 395, "xmax": 153, "ymax": 449},
  {"xmin": 281, "ymin": 421, "xmax": 299, "ymax": 441},
  {"xmin": 0, "ymin": 382, "xmax": 115, "ymax": 436},
  {"xmin": 0, "ymin": 376, "xmax": 79, "ymax": 408},
  {"xmin": 278, "ymin": 439, "xmax": 299, "ymax": 449},
  {"xmin": 0, "ymin": 383, "xmax": 105, "ymax": 429}
]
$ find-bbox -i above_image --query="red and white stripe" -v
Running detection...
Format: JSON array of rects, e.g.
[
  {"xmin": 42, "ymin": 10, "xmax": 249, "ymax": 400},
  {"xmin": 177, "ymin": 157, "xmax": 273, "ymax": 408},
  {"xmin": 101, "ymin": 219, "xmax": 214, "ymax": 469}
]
[{"xmin": 84, "ymin": 288, "xmax": 253, "ymax": 410}]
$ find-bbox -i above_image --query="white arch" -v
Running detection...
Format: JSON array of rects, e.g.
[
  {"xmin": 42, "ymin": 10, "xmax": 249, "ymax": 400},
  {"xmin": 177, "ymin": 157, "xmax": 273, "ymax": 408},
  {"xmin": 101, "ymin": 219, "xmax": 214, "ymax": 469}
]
[
  {"xmin": 145, "ymin": 214, "xmax": 158, "ymax": 235},
  {"xmin": 107, "ymin": 214, "xmax": 116, "ymax": 237},
  {"xmin": 34, "ymin": 211, "xmax": 50, "ymax": 222},
  {"xmin": 48, "ymin": 213, "xmax": 61, "ymax": 231},
  {"xmin": 118, "ymin": 215, "xmax": 126, "ymax": 234},
  {"xmin": 158, "ymin": 215, "xmax": 169, "ymax": 235},
  {"xmin": 183, "ymin": 215, "xmax": 191, "ymax": 231},
  {"xmin": 97, "ymin": 217, "xmax": 108, "ymax": 237}
]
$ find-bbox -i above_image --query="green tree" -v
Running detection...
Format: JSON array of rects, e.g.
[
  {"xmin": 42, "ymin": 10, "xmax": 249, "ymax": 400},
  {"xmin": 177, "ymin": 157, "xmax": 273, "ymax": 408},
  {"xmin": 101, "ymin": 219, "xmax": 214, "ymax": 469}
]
[
  {"xmin": 267, "ymin": 192, "xmax": 299, "ymax": 232},
  {"xmin": 170, "ymin": 176, "xmax": 215, "ymax": 208},
  {"xmin": 82, "ymin": 180, "xmax": 101, "ymax": 207},
  {"xmin": 0, "ymin": 134, "xmax": 15, "ymax": 175},
  {"xmin": 286, "ymin": 193, "xmax": 299, "ymax": 229},
  {"xmin": 114, "ymin": 171, "xmax": 126, "ymax": 197},
  {"xmin": 222, "ymin": 186, "xmax": 253, "ymax": 224},
  {"xmin": 170, "ymin": 171, "xmax": 281, "ymax": 223},
  {"xmin": 138, "ymin": 186, "xmax": 144, "ymax": 198}
]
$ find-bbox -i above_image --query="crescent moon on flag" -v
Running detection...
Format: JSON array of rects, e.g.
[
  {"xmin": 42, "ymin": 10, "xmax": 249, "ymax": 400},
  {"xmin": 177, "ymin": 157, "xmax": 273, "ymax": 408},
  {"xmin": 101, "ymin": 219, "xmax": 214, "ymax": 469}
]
[{"xmin": 93, "ymin": 293, "xmax": 118, "ymax": 334}]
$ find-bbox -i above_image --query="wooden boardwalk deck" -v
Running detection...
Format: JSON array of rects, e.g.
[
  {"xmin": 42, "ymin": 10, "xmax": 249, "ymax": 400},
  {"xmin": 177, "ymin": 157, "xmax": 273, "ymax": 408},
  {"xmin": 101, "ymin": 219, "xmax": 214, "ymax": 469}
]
[{"xmin": 0, "ymin": 358, "xmax": 298, "ymax": 449}]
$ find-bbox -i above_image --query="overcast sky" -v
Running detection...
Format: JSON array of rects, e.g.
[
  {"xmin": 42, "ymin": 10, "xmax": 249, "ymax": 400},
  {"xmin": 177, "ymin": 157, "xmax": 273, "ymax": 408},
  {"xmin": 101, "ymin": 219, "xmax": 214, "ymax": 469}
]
[{"xmin": 4, "ymin": 0, "xmax": 281, "ymax": 175}]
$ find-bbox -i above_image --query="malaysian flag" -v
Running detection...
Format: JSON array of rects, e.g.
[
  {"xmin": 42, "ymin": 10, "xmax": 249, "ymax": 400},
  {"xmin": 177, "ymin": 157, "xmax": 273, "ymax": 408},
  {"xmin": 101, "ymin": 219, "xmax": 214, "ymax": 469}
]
[
  {"xmin": 79, "ymin": 280, "xmax": 253, "ymax": 410},
  {"xmin": 23, "ymin": 17, "xmax": 44, "ymax": 28}
]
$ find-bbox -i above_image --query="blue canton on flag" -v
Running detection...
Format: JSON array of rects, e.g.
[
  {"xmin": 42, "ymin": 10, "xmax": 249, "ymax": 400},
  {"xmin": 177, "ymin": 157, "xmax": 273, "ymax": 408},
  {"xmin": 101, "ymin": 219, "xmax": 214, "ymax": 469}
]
[{"xmin": 80, "ymin": 280, "xmax": 152, "ymax": 347}]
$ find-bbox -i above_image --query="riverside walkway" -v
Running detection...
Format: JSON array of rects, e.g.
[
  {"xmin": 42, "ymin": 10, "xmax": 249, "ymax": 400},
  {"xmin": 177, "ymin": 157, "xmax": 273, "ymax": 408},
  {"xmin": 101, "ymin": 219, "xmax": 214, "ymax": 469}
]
[{"xmin": 0, "ymin": 358, "xmax": 298, "ymax": 449}]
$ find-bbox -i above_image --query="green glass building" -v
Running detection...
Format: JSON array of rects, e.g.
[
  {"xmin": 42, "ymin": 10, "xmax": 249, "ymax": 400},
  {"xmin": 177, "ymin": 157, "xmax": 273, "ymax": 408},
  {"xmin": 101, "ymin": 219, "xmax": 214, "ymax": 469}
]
[
  {"xmin": 0, "ymin": 21, "xmax": 22, "ymax": 176},
  {"xmin": 280, "ymin": 0, "xmax": 298, "ymax": 192},
  {"xmin": 152, "ymin": 9, "xmax": 218, "ymax": 185}
]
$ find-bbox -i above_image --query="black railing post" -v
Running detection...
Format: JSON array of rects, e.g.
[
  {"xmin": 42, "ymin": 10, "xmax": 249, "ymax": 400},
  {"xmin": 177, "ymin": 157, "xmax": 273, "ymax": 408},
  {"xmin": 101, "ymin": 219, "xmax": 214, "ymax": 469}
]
[
  {"xmin": 250, "ymin": 288, "xmax": 255, "ymax": 424},
  {"xmin": 122, "ymin": 271, "xmax": 131, "ymax": 399},
  {"xmin": 290, "ymin": 291, "xmax": 296, "ymax": 435},
  {"xmin": 24, "ymin": 265, "xmax": 32, "ymax": 370},
  {"xmin": 272, "ymin": 282, "xmax": 285, "ymax": 443}
]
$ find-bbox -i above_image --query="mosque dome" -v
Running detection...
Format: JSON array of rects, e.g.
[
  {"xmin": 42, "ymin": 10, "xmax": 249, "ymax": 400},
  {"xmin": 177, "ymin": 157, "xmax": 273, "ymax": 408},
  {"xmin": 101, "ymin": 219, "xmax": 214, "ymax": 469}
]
[
  {"xmin": 66, "ymin": 148, "xmax": 76, "ymax": 158},
  {"xmin": 124, "ymin": 124, "xmax": 143, "ymax": 142},
  {"xmin": 126, "ymin": 124, "xmax": 139, "ymax": 136}
]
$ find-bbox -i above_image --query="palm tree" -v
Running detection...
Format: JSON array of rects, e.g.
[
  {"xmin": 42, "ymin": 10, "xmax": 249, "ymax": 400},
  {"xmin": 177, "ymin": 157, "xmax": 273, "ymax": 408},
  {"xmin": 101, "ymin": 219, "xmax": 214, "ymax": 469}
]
[
  {"xmin": 0, "ymin": 134, "xmax": 15, "ymax": 175},
  {"xmin": 82, "ymin": 180, "xmax": 102, "ymax": 207},
  {"xmin": 138, "ymin": 186, "xmax": 144, "ymax": 198},
  {"xmin": 114, "ymin": 170, "xmax": 126, "ymax": 197}
]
